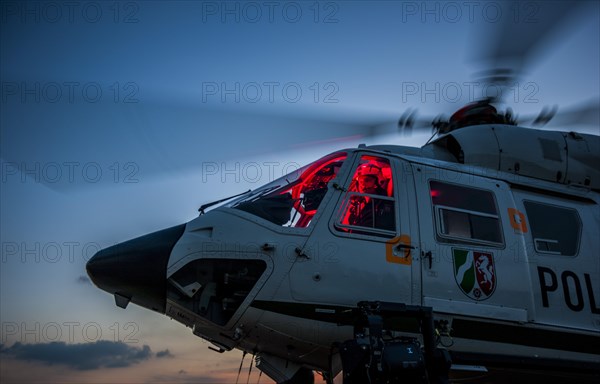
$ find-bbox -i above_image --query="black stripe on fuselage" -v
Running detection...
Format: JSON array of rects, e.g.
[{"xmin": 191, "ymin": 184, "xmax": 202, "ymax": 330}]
[
  {"xmin": 250, "ymin": 300, "xmax": 600, "ymax": 356},
  {"xmin": 250, "ymin": 300, "xmax": 421, "ymax": 332},
  {"xmin": 450, "ymin": 351, "xmax": 600, "ymax": 378},
  {"xmin": 451, "ymin": 318, "xmax": 600, "ymax": 355}
]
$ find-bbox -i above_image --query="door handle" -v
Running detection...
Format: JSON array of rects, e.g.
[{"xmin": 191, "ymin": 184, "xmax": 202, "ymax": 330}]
[
  {"xmin": 422, "ymin": 251, "xmax": 433, "ymax": 269},
  {"xmin": 394, "ymin": 243, "xmax": 415, "ymax": 258}
]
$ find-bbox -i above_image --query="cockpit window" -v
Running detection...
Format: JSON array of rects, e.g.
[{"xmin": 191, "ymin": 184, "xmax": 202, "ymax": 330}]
[
  {"xmin": 228, "ymin": 153, "xmax": 347, "ymax": 227},
  {"xmin": 335, "ymin": 155, "xmax": 396, "ymax": 237}
]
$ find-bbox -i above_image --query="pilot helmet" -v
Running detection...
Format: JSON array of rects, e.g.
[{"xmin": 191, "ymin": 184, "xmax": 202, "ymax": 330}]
[{"xmin": 357, "ymin": 163, "xmax": 383, "ymax": 185}]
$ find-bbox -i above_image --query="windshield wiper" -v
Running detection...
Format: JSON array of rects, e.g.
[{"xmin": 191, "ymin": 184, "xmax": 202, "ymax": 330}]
[{"xmin": 198, "ymin": 189, "xmax": 251, "ymax": 215}]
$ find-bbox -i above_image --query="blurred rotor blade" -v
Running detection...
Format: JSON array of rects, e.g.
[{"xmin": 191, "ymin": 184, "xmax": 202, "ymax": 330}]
[
  {"xmin": 364, "ymin": 109, "xmax": 433, "ymax": 139},
  {"xmin": 472, "ymin": 1, "xmax": 591, "ymax": 83},
  {"xmin": 543, "ymin": 100, "xmax": 600, "ymax": 128},
  {"xmin": 1, "ymin": 100, "xmax": 379, "ymax": 193},
  {"xmin": 398, "ymin": 108, "xmax": 417, "ymax": 136},
  {"xmin": 397, "ymin": 109, "xmax": 434, "ymax": 137},
  {"xmin": 530, "ymin": 105, "xmax": 559, "ymax": 127},
  {"xmin": 519, "ymin": 99, "xmax": 599, "ymax": 128}
]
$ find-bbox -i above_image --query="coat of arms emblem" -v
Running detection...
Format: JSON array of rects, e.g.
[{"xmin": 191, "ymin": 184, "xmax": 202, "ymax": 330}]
[{"xmin": 453, "ymin": 248, "xmax": 496, "ymax": 300}]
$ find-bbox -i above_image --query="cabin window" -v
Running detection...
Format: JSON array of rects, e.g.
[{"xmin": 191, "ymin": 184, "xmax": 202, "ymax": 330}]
[
  {"xmin": 230, "ymin": 152, "xmax": 347, "ymax": 228},
  {"xmin": 335, "ymin": 155, "xmax": 396, "ymax": 237},
  {"xmin": 523, "ymin": 201, "xmax": 581, "ymax": 256},
  {"xmin": 430, "ymin": 181, "xmax": 503, "ymax": 245}
]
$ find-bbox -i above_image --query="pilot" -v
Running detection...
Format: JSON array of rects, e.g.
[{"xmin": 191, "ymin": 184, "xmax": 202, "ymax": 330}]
[
  {"xmin": 348, "ymin": 164, "xmax": 394, "ymax": 230},
  {"xmin": 357, "ymin": 164, "xmax": 386, "ymax": 196}
]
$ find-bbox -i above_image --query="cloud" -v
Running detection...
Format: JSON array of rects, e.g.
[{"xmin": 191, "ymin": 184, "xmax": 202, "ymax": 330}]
[
  {"xmin": 0, "ymin": 341, "xmax": 153, "ymax": 370},
  {"xmin": 156, "ymin": 349, "xmax": 173, "ymax": 358},
  {"xmin": 148, "ymin": 373, "xmax": 230, "ymax": 383}
]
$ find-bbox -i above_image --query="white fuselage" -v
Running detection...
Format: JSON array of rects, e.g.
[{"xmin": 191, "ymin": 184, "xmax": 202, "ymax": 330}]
[{"xmin": 165, "ymin": 141, "xmax": 600, "ymax": 375}]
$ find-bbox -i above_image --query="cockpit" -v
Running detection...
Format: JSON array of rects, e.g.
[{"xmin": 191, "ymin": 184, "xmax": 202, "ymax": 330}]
[
  {"xmin": 167, "ymin": 152, "xmax": 398, "ymax": 328},
  {"xmin": 228, "ymin": 152, "xmax": 348, "ymax": 227},
  {"xmin": 227, "ymin": 151, "xmax": 396, "ymax": 236},
  {"xmin": 167, "ymin": 154, "xmax": 351, "ymax": 327},
  {"xmin": 336, "ymin": 155, "xmax": 395, "ymax": 234}
]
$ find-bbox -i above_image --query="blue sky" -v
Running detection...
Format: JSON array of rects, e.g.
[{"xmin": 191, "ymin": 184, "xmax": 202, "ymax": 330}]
[{"xmin": 1, "ymin": 1, "xmax": 599, "ymax": 383}]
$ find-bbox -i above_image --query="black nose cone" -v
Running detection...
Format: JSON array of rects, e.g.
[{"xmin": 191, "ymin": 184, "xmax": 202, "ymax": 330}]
[{"xmin": 87, "ymin": 224, "xmax": 186, "ymax": 313}]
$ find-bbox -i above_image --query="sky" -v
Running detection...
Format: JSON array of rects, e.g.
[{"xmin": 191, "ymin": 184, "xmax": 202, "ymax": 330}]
[{"xmin": 1, "ymin": 1, "xmax": 599, "ymax": 383}]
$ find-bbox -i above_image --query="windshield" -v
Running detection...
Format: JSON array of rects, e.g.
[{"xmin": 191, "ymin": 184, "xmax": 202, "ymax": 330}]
[{"xmin": 227, "ymin": 152, "xmax": 348, "ymax": 227}]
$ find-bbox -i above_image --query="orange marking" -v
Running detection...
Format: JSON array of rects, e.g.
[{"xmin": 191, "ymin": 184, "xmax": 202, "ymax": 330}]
[
  {"xmin": 508, "ymin": 208, "xmax": 528, "ymax": 233},
  {"xmin": 386, "ymin": 235, "xmax": 412, "ymax": 265}
]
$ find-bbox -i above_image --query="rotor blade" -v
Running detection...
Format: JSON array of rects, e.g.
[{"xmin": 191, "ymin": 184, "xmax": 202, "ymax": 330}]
[
  {"xmin": 472, "ymin": 1, "xmax": 592, "ymax": 81},
  {"xmin": 542, "ymin": 99, "xmax": 600, "ymax": 128},
  {"xmin": 528, "ymin": 105, "xmax": 559, "ymax": 127},
  {"xmin": 519, "ymin": 99, "xmax": 600, "ymax": 128},
  {"xmin": 397, "ymin": 115, "xmax": 435, "ymax": 137},
  {"xmin": 1, "ymin": 100, "xmax": 377, "ymax": 192},
  {"xmin": 368, "ymin": 117, "xmax": 433, "ymax": 138}
]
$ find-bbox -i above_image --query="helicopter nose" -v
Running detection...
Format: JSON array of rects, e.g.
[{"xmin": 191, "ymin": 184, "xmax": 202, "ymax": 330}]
[{"xmin": 86, "ymin": 224, "xmax": 186, "ymax": 313}]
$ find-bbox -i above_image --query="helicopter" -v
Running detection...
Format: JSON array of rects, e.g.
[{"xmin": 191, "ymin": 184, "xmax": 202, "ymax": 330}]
[
  {"xmin": 86, "ymin": 96, "xmax": 600, "ymax": 383},
  {"xmin": 82, "ymin": 2, "xmax": 600, "ymax": 384}
]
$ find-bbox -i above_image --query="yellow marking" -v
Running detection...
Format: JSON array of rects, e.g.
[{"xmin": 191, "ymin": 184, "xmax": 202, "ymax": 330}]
[
  {"xmin": 386, "ymin": 235, "xmax": 412, "ymax": 265},
  {"xmin": 508, "ymin": 208, "xmax": 528, "ymax": 233}
]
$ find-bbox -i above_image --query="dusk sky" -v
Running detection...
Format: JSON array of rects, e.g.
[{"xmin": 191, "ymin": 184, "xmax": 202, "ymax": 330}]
[{"xmin": 1, "ymin": 1, "xmax": 599, "ymax": 383}]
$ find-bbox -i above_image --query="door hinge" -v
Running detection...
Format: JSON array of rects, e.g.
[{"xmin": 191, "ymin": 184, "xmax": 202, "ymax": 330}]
[
  {"xmin": 332, "ymin": 182, "xmax": 347, "ymax": 192},
  {"xmin": 295, "ymin": 247, "xmax": 310, "ymax": 259}
]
